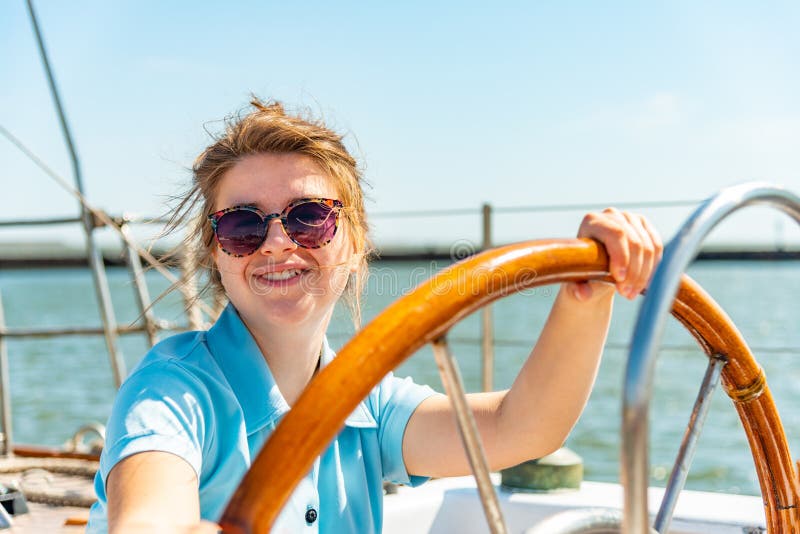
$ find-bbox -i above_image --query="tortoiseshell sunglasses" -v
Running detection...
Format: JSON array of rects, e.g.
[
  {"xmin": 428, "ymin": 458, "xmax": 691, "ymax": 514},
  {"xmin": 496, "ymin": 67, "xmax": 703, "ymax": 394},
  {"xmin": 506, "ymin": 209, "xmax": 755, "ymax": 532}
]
[{"xmin": 208, "ymin": 198, "xmax": 343, "ymax": 256}]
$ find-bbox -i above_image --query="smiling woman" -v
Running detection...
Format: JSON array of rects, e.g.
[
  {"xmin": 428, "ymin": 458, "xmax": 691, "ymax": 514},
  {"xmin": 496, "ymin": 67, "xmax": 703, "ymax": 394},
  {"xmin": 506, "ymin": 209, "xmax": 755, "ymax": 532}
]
[
  {"xmin": 83, "ymin": 98, "xmax": 662, "ymax": 533},
  {"xmin": 164, "ymin": 100, "xmax": 374, "ymax": 329},
  {"xmin": 210, "ymin": 153, "xmax": 359, "ymax": 366}
]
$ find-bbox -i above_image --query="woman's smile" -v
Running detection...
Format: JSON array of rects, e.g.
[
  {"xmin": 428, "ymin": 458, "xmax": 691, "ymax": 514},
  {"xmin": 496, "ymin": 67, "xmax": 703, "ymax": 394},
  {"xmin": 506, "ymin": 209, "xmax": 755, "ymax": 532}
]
[
  {"xmin": 249, "ymin": 264, "xmax": 313, "ymax": 292},
  {"xmin": 213, "ymin": 152, "xmax": 354, "ymax": 330}
]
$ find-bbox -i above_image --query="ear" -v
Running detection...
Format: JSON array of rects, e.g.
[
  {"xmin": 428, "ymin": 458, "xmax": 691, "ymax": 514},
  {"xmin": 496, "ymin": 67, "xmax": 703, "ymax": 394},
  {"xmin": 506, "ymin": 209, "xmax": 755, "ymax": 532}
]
[
  {"xmin": 344, "ymin": 230, "xmax": 361, "ymax": 273},
  {"xmin": 346, "ymin": 238, "xmax": 363, "ymax": 273}
]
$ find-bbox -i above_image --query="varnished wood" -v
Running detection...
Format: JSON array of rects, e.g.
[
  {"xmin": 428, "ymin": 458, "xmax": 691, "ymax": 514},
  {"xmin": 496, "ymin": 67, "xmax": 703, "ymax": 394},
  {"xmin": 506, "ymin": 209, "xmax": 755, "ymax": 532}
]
[
  {"xmin": 671, "ymin": 276, "xmax": 800, "ymax": 531},
  {"xmin": 220, "ymin": 238, "xmax": 798, "ymax": 533},
  {"xmin": 12, "ymin": 445, "xmax": 100, "ymax": 462}
]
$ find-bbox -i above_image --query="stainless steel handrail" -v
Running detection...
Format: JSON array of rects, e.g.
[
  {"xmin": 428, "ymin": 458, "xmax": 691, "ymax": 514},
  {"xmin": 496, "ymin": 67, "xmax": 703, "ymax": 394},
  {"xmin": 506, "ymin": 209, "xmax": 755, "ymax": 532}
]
[
  {"xmin": 0, "ymin": 216, "xmax": 83, "ymax": 227},
  {"xmin": 0, "ymin": 322, "xmax": 183, "ymax": 339},
  {"xmin": 26, "ymin": 0, "xmax": 127, "ymax": 387},
  {"xmin": 121, "ymin": 223, "xmax": 160, "ymax": 346},
  {"xmin": 622, "ymin": 182, "xmax": 800, "ymax": 533}
]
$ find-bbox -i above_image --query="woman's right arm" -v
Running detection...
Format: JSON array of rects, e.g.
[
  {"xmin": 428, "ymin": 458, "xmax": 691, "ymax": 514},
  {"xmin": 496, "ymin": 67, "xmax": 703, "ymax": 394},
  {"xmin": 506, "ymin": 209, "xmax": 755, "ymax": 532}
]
[{"xmin": 107, "ymin": 451, "xmax": 220, "ymax": 533}]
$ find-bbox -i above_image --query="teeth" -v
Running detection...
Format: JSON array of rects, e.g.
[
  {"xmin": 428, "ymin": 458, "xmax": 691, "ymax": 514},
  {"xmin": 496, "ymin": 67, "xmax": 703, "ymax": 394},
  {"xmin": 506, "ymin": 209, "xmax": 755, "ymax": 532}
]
[{"xmin": 262, "ymin": 269, "xmax": 303, "ymax": 281}]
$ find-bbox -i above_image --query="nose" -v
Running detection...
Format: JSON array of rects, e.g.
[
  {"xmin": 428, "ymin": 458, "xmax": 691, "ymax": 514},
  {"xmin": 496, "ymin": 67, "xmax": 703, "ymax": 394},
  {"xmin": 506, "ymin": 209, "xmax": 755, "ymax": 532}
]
[{"xmin": 258, "ymin": 218, "xmax": 297, "ymax": 256}]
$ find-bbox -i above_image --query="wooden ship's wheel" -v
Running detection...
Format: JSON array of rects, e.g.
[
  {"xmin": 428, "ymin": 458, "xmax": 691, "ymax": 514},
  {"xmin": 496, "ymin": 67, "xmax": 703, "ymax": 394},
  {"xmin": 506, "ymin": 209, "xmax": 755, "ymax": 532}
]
[{"xmin": 219, "ymin": 237, "xmax": 799, "ymax": 533}]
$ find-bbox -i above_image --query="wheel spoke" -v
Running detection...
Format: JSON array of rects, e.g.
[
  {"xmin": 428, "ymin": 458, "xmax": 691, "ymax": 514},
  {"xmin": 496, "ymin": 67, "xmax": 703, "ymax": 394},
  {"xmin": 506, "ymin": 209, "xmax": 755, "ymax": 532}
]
[
  {"xmin": 654, "ymin": 354, "xmax": 725, "ymax": 533},
  {"xmin": 431, "ymin": 336, "xmax": 509, "ymax": 534}
]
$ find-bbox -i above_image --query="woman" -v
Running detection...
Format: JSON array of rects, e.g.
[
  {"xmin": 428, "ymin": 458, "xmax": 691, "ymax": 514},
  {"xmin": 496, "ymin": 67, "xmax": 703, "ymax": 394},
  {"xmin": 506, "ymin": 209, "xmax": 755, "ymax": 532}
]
[{"xmin": 86, "ymin": 99, "xmax": 662, "ymax": 533}]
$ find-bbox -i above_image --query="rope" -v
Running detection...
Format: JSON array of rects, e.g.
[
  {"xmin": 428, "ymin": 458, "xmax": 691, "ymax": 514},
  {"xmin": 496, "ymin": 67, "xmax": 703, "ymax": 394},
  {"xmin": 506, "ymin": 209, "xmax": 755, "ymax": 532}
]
[
  {"xmin": 22, "ymin": 490, "xmax": 95, "ymax": 508},
  {"xmin": 0, "ymin": 457, "xmax": 98, "ymax": 508},
  {"xmin": 0, "ymin": 457, "xmax": 97, "ymax": 478}
]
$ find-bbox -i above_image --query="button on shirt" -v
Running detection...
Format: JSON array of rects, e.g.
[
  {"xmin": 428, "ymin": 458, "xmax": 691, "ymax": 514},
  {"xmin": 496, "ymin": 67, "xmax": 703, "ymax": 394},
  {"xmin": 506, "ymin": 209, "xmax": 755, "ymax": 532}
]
[{"xmin": 86, "ymin": 304, "xmax": 437, "ymax": 533}]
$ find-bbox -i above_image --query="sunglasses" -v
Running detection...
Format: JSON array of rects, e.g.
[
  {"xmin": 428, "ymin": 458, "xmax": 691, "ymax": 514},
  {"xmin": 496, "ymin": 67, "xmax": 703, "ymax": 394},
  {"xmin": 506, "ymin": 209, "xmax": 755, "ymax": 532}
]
[{"xmin": 208, "ymin": 198, "xmax": 343, "ymax": 256}]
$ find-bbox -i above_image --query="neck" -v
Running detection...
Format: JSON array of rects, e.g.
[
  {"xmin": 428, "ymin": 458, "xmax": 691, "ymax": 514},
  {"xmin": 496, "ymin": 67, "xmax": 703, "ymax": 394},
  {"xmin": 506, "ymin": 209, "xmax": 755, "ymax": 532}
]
[{"xmin": 241, "ymin": 313, "xmax": 330, "ymax": 406}]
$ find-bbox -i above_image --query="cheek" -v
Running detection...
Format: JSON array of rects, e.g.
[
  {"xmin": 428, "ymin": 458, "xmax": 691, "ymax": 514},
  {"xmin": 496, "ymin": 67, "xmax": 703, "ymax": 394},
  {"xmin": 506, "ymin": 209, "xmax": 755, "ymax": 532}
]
[
  {"xmin": 328, "ymin": 263, "xmax": 352, "ymax": 295},
  {"xmin": 313, "ymin": 248, "xmax": 353, "ymax": 296},
  {"xmin": 213, "ymin": 253, "xmax": 247, "ymax": 287},
  {"xmin": 215, "ymin": 260, "xmax": 233, "ymax": 291}
]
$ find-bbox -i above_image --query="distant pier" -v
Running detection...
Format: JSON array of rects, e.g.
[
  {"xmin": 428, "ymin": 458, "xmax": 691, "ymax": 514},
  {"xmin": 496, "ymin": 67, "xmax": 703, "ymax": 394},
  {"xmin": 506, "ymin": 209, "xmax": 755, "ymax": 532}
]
[
  {"xmin": 2, "ymin": 199, "xmax": 798, "ymax": 268},
  {"xmin": 1, "ymin": 246, "xmax": 798, "ymax": 269}
]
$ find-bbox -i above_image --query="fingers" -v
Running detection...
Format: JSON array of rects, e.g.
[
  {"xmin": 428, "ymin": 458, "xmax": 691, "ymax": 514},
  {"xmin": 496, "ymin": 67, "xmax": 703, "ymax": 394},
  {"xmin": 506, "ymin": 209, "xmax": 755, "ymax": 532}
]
[
  {"xmin": 640, "ymin": 215, "xmax": 664, "ymax": 268},
  {"xmin": 577, "ymin": 208, "xmax": 663, "ymax": 300},
  {"xmin": 578, "ymin": 210, "xmax": 629, "ymax": 282},
  {"xmin": 186, "ymin": 521, "xmax": 223, "ymax": 533},
  {"xmin": 570, "ymin": 280, "xmax": 594, "ymax": 301},
  {"xmin": 621, "ymin": 211, "xmax": 652, "ymax": 297}
]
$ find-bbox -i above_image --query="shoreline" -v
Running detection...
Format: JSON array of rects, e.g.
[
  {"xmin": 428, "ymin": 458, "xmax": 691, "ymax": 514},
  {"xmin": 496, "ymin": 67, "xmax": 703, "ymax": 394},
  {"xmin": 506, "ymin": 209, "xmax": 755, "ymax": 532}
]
[{"xmin": 1, "ymin": 247, "xmax": 798, "ymax": 269}]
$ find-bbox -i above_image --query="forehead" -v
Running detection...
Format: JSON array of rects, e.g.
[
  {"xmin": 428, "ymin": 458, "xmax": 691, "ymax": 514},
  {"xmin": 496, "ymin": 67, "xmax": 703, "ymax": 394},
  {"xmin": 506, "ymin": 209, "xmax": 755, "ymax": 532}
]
[{"xmin": 214, "ymin": 153, "xmax": 337, "ymax": 211}]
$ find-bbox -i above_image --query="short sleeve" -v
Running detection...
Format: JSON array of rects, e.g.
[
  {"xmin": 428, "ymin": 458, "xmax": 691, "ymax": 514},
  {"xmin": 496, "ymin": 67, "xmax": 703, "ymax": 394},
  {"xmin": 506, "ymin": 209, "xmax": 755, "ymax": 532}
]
[
  {"xmin": 374, "ymin": 373, "xmax": 438, "ymax": 486},
  {"xmin": 98, "ymin": 361, "xmax": 213, "ymax": 490}
]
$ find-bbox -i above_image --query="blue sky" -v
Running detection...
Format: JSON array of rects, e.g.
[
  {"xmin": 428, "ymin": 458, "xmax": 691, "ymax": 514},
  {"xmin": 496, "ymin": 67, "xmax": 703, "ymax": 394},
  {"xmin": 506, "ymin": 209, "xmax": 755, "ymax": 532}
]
[{"xmin": 2, "ymin": 1, "xmax": 799, "ymax": 249}]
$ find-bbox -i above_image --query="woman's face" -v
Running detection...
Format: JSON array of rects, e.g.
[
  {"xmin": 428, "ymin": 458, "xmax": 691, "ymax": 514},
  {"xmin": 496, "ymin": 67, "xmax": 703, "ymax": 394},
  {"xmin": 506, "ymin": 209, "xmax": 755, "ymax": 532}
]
[{"xmin": 211, "ymin": 152, "xmax": 355, "ymax": 332}]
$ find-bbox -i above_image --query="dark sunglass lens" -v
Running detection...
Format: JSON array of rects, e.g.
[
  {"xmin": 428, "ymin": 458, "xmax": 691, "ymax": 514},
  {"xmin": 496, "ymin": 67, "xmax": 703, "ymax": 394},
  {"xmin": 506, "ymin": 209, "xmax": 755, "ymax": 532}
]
[
  {"xmin": 287, "ymin": 202, "xmax": 337, "ymax": 247},
  {"xmin": 216, "ymin": 209, "xmax": 265, "ymax": 255}
]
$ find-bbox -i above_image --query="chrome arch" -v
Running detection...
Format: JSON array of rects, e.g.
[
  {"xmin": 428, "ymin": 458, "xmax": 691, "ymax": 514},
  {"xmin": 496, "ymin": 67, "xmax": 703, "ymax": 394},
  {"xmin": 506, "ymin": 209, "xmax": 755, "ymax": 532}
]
[{"xmin": 622, "ymin": 182, "xmax": 800, "ymax": 533}]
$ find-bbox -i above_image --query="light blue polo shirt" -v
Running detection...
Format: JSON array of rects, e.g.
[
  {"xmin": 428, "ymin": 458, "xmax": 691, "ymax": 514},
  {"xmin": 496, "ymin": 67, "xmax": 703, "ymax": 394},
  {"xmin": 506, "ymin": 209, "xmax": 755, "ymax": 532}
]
[{"xmin": 86, "ymin": 303, "xmax": 437, "ymax": 533}]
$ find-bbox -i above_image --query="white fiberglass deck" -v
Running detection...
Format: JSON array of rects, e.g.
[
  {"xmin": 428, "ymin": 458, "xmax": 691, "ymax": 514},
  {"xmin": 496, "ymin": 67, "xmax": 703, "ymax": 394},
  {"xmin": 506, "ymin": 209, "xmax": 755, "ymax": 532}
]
[{"xmin": 384, "ymin": 475, "xmax": 765, "ymax": 533}]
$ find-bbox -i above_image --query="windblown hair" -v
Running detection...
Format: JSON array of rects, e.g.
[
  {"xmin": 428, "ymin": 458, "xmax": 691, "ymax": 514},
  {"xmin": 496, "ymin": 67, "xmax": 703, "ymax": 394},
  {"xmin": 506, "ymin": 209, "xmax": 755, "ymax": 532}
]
[{"xmin": 161, "ymin": 98, "xmax": 373, "ymax": 327}]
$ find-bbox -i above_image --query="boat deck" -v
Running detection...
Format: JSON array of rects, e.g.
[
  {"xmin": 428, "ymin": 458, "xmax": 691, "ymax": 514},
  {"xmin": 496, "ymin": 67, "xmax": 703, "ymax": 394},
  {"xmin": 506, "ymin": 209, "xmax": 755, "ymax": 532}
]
[
  {"xmin": 3, "ymin": 502, "xmax": 88, "ymax": 533},
  {"xmin": 1, "ymin": 455, "xmax": 95, "ymax": 533},
  {"xmin": 0, "ymin": 458, "xmax": 771, "ymax": 533},
  {"xmin": 384, "ymin": 475, "xmax": 767, "ymax": 534}
]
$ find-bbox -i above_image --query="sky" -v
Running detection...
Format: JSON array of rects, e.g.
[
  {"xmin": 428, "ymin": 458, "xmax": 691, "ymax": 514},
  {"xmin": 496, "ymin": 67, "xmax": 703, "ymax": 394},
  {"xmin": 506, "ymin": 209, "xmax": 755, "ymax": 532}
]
[{"xmin": 2, "ymin": 1, "xmax": 799, "ymax": 251}]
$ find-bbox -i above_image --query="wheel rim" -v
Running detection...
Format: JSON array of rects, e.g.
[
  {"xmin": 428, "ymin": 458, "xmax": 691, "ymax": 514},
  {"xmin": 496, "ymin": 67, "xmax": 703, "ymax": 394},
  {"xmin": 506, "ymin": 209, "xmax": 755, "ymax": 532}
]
[{"xmin": 219, "ymin": 237, "xmax": 795, "ymax": 533}]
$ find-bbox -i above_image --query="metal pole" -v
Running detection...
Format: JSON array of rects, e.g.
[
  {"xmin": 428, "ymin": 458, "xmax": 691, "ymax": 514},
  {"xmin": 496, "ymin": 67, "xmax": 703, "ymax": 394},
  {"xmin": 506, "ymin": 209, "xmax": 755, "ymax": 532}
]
[
  {"xmin": 0, "ymin": 216, "xmax": 83, "ymax": 227},
  {"xmin": 26, "ymin": 0, "xmax": 126, "ymax": 387},
  {"xmin": 481, "ymin": 203, "xmax": 494, "ymax": 392},
  {"xmin": 0, "ymin": 292, "xmax": 13, "ymax": 457},
  {"xmin": 432, "ymin": 337, "xmax": 508, "ymax": 534},
  {"xmin": 0, "ymin": 324, "xmax": 158, "ymax": 338},
  {"xmin": 121, "ymin": 223, "xmax": 159, "ymax": 347},
  {"xmin": 654, "ymin": 355, "xmax": 725, "ymax": 533}
]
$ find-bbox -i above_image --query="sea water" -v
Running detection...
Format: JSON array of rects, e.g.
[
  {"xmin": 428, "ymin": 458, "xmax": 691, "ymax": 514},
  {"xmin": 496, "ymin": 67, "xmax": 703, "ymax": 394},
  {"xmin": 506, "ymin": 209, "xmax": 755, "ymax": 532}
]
[{"xmin": 0, "ymin": 260, "xmax": 798, "ymax": 496}]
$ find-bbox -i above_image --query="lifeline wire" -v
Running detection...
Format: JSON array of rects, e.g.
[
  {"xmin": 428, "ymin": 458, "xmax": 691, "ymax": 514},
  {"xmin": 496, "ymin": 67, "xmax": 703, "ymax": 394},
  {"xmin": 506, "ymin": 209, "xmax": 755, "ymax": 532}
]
[{"xmin": 0, "ymin": 123, "xmax": 216, "ymax": 319}]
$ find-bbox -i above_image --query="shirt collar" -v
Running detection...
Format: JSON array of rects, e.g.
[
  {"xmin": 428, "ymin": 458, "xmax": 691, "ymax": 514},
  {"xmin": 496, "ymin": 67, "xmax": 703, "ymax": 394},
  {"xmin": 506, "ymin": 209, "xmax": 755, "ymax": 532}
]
[
  {"xmin": 206, "ymin": 304, "xmax": 376, "ymax": 434},
  {"xmin": 318, "ymin": 336, "xmax": 377, "ymax": 429}
]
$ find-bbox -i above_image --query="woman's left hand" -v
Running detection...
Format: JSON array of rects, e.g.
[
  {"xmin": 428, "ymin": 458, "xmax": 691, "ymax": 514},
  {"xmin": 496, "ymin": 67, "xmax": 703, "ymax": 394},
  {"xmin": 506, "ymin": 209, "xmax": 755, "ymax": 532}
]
[{"xmin": 567, "ymin": 208, "xmax": 663, "ymax": 302}]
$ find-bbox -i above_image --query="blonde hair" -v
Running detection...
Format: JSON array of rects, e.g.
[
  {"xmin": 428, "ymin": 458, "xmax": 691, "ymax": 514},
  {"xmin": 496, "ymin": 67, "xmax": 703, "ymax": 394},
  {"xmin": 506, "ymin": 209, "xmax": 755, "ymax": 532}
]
[{"xmin": 163, "ymin": 98, "xmax": 373, "ymax": 327}]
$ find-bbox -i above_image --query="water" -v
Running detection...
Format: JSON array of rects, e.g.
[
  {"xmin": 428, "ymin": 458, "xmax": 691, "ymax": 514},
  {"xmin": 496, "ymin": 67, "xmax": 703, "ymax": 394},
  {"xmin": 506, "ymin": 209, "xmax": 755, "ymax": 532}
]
[{"xmin": 1, "ymin": 260, "xmax": 798, "ymax": 497}]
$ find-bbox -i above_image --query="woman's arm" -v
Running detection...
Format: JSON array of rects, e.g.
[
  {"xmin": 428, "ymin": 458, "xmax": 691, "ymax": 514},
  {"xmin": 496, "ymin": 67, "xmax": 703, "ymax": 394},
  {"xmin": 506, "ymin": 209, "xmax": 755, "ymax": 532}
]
[
  {"xmin": 107, "ymin": 451, "xmax": 220, "ymax": 533},
  {"xmin": 403, "ymin": 209, "xmax": 662, "ymax": 477}
]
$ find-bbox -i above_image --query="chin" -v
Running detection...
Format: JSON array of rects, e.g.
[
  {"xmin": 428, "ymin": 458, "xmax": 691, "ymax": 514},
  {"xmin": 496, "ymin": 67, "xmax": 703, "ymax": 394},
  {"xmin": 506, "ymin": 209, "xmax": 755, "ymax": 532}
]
[{"xmin": 239, "ymin": 294, "xmax": 330, "ymax": 328}]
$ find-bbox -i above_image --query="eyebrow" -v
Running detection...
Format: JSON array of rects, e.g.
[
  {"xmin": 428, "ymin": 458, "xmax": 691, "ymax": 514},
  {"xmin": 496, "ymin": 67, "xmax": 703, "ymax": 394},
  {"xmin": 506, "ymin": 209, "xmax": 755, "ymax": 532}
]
[{"xmin": 224, "ymin": 196, "xmax": 330, "ymax": 211}]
